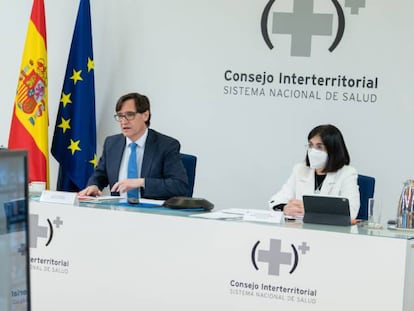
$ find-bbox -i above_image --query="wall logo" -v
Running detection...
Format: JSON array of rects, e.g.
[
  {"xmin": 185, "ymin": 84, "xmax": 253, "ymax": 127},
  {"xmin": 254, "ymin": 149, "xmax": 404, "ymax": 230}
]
[
  {"xmin": 261, "ymin": 0, "xmax": 367, "ymax": 57},
  {"xmin": 251, "ymin": 238, "xmax": 310, "ymax": 276},
  {"xmin": 29, "ymin": 214, "xmax": 63, "ymax": 248}
]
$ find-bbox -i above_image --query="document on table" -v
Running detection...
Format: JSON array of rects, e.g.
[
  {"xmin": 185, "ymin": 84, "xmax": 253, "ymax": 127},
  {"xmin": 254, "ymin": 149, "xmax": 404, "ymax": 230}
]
[
  {"xmin": 189, "ymin": 211, "xmax": 244, "ymax": 220},
  {"xmin": 78, "ymin": 195, "xmax": 122, "ymax": 203},
  {"xmin": 139, "ymin": 198, "xmax": 165, "ymax": 206},
  {"xmin": 242, "ymin": 210, "xmax": 284, "ymax": 224},
  {"xmin": 190, "ymin": 208, "xmax": 284, "ymax": 223},
  {"xmin": 78, "ymin": 196, "xmax": 165, "ymax": 206}
]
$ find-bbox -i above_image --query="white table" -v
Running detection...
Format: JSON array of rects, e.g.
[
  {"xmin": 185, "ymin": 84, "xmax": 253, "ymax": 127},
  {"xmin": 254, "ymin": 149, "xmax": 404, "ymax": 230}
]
[{"xmin": 29, "ymin": 201, "xmax": 414, "ymax": 311}]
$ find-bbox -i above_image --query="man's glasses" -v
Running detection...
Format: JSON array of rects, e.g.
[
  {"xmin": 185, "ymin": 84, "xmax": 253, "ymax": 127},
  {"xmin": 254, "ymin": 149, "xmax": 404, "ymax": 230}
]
[{"xmin": 114, "ymin": 111, "xmax": 139, "ymax": 122}]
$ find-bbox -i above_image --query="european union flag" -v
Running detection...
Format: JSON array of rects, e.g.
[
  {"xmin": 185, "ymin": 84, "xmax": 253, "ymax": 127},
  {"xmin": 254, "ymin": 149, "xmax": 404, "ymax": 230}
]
[{"xmin": 51, "ymin": 0, "xmax": 96, "ymax": 192}]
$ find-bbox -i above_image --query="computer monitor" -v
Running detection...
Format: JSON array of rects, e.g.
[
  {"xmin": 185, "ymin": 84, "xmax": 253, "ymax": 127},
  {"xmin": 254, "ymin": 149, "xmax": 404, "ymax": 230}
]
[{"xmin": 0, "ymin": 150, "xmax": 30, "ymax": 311}]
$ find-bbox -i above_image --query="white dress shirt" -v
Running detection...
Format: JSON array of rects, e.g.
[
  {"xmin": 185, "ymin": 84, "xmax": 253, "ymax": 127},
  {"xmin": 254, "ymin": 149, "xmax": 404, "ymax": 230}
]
[{"xmin": 118, "ymin": 128, "xmax": 148, "ymax": 197}]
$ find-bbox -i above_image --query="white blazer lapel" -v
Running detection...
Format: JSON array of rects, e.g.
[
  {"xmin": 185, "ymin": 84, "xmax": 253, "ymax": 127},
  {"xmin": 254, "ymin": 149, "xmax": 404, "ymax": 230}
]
[
  {"xmin": 321, "ymin": 171, "xmax": 338, "ymax": 195},
  {"xmin": 297, "ymin": 167, "xmax": 315, "ymax": 197}
]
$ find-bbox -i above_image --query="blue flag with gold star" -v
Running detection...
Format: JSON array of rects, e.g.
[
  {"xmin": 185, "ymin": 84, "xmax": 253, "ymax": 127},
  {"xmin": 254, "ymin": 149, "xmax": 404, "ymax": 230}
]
[{"xmin": 51, "ymin": 0, "xmax": 96, "ymax": 192}]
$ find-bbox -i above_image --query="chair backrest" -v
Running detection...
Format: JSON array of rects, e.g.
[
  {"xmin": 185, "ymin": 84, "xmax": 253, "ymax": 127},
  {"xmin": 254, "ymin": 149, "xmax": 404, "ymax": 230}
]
[
  {"xmin": 356, "ymin": 174, "xmax": 375, "ymax": 220},
  {"xmin": 180, "ymin": 153, "xmax": 197, "ymax": 197}
]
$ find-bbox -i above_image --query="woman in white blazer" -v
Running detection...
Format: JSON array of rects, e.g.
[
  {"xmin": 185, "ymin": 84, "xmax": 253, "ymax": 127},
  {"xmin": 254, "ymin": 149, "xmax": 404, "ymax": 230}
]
[{"xmin": 268, "ymin": 124, "xmax": 360, "ymax": 220}]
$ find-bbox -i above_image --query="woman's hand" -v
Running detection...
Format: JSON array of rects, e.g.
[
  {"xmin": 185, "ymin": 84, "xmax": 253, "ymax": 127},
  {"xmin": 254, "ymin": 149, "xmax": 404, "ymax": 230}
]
[{"xmin": 283, "ymin": 199, "xmax": 304, "ymax": 217}]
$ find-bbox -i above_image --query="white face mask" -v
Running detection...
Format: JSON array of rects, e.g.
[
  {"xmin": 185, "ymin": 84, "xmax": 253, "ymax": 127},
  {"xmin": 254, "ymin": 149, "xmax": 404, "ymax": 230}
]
[{"xmin": 307, "ymin": 148, "xmax": 328, "ymax": 169}]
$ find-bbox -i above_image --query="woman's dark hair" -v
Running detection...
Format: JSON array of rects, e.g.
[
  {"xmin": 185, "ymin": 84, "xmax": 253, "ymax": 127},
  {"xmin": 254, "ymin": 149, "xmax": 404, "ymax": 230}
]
[
  {"xmin": 115, "ymin": 92, "xmax": 151, "ymax": 126},
  {"xmin": 305, "ymin": 124, "xmax": 350, "ymax": 172}
]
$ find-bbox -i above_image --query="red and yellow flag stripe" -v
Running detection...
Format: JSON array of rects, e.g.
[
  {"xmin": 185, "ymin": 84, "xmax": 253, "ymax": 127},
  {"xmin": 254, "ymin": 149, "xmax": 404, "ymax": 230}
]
[{"xmin": 8, "ymin": 0, "xmax": 49, "ymax": 187}]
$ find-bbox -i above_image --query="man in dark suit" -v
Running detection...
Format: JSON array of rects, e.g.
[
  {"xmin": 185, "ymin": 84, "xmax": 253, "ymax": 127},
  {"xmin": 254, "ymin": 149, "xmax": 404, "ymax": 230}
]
[{"xmin": 79, "ymin": 92, "xmax": 188, "ymax": 200}]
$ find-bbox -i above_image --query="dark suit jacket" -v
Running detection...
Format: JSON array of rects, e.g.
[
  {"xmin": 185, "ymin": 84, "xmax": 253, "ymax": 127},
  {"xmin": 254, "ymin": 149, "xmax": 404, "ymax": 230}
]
[{"xmin": 87, "ymin": 129, "xmax": 189, "ymax": 199}]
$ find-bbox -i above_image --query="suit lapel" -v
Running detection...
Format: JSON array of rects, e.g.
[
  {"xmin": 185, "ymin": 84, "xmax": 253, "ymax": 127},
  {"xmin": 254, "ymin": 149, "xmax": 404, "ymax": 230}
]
[{"xmin": 109, "ymin": 136, "xmax": 126, "ymax": 182}]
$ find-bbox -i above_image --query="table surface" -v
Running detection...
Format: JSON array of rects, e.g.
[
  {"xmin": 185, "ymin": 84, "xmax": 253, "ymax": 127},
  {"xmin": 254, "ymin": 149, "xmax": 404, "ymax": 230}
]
[{"xmin": 75, "ymin": 199, "xmax": 414, "ymax": 240}]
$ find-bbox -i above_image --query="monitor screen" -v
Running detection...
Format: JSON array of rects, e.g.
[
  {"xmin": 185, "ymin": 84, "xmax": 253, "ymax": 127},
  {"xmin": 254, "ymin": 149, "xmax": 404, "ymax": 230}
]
[{"xmin": 0, "ymin": 150, "xmax": 30, "ymax": 311}]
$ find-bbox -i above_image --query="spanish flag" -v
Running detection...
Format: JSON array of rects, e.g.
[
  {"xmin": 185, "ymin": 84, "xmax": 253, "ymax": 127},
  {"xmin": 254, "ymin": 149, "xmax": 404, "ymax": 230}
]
[{"xmin": 8, "ymin": 0, "xmax": 49, "ymax": 187}]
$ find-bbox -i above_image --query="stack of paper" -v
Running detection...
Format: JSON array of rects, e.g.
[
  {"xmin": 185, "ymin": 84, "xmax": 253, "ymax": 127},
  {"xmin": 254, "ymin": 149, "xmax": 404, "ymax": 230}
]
[{"xmin": 190, "ymin": 208, "xmax": 284, "ymax": 224}]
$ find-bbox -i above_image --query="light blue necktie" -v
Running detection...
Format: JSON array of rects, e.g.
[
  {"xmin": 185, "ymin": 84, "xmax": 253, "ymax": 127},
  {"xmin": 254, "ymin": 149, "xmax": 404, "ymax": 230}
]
[{"xmin": 127, "ymin": 142, "xmax": 139, "ymax": 199}]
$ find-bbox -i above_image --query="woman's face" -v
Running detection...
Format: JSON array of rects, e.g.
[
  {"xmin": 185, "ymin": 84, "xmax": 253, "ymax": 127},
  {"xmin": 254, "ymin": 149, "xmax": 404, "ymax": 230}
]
[
  {"xmin": 308, "ymin": 135, "xmax": 326, "ymax": 152},
  {"xmin": 307, "ymin": 134, "xmax": 329, "ymax": 172}
]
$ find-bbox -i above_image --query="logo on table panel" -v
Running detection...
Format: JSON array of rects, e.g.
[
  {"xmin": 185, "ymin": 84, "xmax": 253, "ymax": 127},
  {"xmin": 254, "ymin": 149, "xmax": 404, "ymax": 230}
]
[
  {"xmin": 251, "ymin": 238, "xmax": 310, "ymax": 276},
  {"xmin": 261, "ymin": 0, "xmax": 368, "ymax": 57},
  {"xmin": 29, "ymin": 214, "xmax": 64, "ymax": 248}
]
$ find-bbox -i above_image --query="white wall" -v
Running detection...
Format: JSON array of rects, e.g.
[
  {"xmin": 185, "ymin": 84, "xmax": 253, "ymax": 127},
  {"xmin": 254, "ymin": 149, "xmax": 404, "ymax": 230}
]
[{"xmin": 1, "ymin": 0, "xmax": 413, "ymax": 223}]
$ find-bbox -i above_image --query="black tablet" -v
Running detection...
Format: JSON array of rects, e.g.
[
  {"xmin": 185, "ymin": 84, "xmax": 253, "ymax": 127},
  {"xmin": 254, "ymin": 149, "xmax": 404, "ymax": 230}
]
[{"xmin": 303, "ymin": 195, "xmax": 351, "ymax": 226}]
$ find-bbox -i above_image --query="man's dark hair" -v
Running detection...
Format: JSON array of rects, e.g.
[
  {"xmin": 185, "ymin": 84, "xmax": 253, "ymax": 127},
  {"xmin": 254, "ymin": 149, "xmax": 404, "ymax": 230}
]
[{"xmin": 115, "ymin": 92, "xmax": 151, "ymax": 126}]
